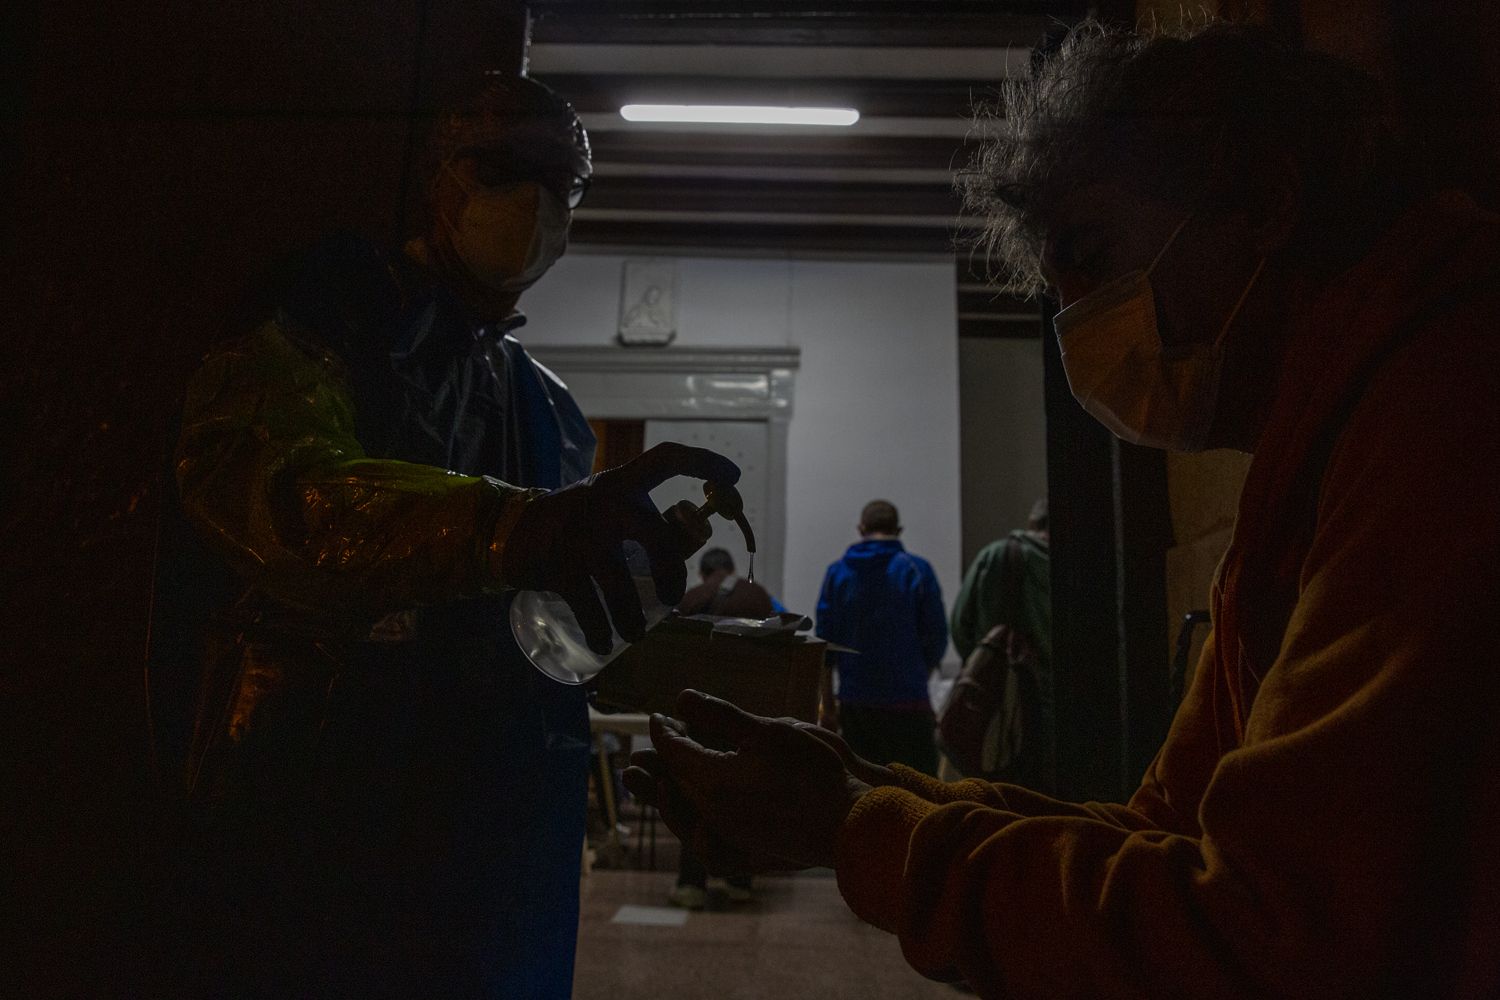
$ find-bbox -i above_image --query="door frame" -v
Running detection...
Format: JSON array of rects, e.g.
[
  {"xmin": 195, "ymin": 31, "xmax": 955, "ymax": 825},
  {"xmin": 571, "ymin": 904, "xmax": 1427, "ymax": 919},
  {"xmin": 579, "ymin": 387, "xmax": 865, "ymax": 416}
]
[{"xmin": 528, "ymin": 345, "xmax": 800, "ymax": 600}]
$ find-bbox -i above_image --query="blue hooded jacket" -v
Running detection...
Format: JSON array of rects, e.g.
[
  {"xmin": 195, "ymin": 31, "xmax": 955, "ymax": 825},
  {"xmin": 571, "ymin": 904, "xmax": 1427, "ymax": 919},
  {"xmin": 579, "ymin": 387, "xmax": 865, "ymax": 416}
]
[{"xmin": 815, "ymin": 538, "xmax": 948, "ymax": 707}]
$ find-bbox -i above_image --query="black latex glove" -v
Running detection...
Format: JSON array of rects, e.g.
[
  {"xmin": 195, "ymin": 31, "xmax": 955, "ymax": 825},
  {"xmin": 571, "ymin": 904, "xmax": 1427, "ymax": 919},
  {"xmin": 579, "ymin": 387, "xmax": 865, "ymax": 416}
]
[{"xmin": 502, "ymin": 442, "xmax": 740, "ymax": 654}]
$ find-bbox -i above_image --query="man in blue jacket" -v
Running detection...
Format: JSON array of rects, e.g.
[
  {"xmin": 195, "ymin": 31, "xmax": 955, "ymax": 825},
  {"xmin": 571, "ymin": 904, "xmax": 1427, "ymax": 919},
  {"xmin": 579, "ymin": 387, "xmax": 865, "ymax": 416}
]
[{"xmin": 815, "ymin": 500, "xmax": 948, "ymax": 775}]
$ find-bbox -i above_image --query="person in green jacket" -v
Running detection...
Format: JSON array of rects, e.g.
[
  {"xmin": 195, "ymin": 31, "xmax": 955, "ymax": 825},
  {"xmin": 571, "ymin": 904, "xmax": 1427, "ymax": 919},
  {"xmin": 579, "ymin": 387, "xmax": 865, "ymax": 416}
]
[
  {"xmin": 948, "ymin": 498, "xmax": 1052, "ymax": 787},
  {"xmin": 950, "ymin": 498, "xmax": 1051, "ymax": 663}
]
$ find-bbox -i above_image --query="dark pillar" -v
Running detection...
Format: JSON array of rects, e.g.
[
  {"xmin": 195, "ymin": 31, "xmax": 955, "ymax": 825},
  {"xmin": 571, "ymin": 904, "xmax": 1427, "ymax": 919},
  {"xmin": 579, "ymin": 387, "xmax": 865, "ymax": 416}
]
[
  {"xmin": 1114, "ymin": 441, "xmax": 1175, "ymax": 785},
  {"xmin": 5, "ymin": 2, "xmax": 529, "ymax": 992},
  {"xmin": 1042, "ymin": 303, "xmax": 1175, "ymax": 802},
  {"xmin": 1042, "ymin": 302, "xmax": 1125, "ymax": 801}
]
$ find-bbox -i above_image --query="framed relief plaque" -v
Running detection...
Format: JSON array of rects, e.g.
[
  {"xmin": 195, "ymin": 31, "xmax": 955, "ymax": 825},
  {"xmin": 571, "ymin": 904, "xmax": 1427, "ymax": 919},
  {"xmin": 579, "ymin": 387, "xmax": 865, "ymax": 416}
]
[{"xmin": 617, "ymin": 258, "xmax": 678, "ymax": 346}]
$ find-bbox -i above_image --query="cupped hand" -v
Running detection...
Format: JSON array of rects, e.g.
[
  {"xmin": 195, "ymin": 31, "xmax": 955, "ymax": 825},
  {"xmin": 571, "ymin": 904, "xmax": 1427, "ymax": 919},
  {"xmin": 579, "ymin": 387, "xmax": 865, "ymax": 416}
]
[
  {"xmin": 622, "ymin": 691, "xmax": 873, "ymax": 874},
  {"xmin": 501, "ymin": 442, "xmax": 740, "ymax": 654},
  {"xmin": 783, "ymin": 717, "xmax": 897, "ymax": 791}
]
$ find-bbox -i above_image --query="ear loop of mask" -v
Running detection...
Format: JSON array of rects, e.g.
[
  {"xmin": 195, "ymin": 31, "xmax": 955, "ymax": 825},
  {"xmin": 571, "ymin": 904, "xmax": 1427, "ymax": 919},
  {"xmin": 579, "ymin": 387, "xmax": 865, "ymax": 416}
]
[
  {"xmin": 1212, "ymin": 255, "xmax": 1268, "ymax": 351},
  {"xmin": 1146, "ymin": 216, "xmax": 1191, "ymax": 278},
  {"xmin": 1146, "ymin": 215, "xmax": 1267, "ymax": 353},
  {"xmin": 436, "ymin": 160, "xmax": 475, "ymax": 242}
]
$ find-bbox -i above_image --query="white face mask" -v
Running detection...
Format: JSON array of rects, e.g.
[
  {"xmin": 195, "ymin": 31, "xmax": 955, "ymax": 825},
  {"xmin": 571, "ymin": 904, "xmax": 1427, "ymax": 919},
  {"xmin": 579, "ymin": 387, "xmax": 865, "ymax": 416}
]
[
  {"xmin": 441, "ymin": 165, "xmax": 570, "ymax": 295},
  {"xmin": 1053, "ymin": 218, "xmax": 1265, "ymax": 452}
]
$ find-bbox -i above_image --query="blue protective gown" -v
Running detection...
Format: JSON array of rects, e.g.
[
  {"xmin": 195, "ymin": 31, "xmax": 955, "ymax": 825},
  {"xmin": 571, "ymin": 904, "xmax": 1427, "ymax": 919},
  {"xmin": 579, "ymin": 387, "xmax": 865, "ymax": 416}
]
[{"xmin": 159, "ymin": 234, "xmax": 596, "ymax": 998}]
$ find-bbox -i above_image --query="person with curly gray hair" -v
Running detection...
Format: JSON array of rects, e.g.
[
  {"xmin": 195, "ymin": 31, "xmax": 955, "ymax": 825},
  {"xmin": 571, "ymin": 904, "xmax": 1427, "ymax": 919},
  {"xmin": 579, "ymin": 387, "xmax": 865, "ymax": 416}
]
[{"xmin": 626, "ymin": 18, "xmax": 1500, "ymax": 998}]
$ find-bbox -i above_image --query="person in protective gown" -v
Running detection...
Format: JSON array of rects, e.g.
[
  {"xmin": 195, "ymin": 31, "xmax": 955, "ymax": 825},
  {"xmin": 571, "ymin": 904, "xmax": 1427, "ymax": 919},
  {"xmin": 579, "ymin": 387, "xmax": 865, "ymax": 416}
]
[{"xmin": 150, "ymin": 77, "xmax": 737, "ymax": 997}]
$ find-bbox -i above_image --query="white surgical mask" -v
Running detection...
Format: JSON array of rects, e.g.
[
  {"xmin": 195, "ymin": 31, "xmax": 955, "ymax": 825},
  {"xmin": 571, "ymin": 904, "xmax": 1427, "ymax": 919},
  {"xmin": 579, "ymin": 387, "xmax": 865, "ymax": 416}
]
[
  {"xmin": 442, "ymin": 165, "xmax": 570, "ymax": 295},
  {"xmin": 1053, "ymin": 218, "xmax": 1265, "ymax": 452}
]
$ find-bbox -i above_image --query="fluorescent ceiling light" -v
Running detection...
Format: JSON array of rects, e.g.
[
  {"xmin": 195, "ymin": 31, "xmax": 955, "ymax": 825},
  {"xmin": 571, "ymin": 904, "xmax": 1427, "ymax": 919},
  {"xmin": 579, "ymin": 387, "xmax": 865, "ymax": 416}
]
[{"xmin": 620, "ymin": 104, "xmax": 860, "ymax": 126}]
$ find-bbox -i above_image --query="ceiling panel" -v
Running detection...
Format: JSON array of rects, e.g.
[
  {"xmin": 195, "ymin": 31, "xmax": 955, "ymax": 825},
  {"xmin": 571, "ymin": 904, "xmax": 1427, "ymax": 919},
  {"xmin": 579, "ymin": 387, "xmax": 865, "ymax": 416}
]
[
  {"xmin": 529, "ymin": 1, "xmax": 1077, "ymax": 48},
  {"xmin": 526, "ymin": 3, "xmax": 1079, "ymax": 269},
  {"xmin": 529, "ymin": 43, "xmax": 1029, "ymax": 79}
]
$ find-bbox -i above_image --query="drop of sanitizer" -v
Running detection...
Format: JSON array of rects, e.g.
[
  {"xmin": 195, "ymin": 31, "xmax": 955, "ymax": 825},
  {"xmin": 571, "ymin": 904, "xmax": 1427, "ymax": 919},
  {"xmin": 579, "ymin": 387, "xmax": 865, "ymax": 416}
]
[{"xmin": 746, "ymin": 550, "xmax": 755, "ymax": 586}]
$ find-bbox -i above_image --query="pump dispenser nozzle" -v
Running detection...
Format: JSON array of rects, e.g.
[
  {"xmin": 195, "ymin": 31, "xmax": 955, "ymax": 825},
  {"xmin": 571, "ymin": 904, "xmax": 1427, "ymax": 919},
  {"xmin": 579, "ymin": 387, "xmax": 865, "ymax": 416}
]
[
  {"xmin": 672, "ymin": 480, "xmax": 756, "ymax": 556},
  {"xmin": 513, "ymin": 478, "xmax": 760, "ymax": 686}
]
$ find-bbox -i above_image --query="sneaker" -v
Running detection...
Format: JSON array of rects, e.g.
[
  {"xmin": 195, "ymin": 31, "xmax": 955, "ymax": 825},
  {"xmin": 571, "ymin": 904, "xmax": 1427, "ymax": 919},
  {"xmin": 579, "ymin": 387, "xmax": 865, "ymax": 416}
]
[
  {"xmin": 668, "ymin": 884, "xmax": 707, "ymax": 910},
  {"xmin": 724, "ymin": 883, "xmax": 754, "ymax": 904}
]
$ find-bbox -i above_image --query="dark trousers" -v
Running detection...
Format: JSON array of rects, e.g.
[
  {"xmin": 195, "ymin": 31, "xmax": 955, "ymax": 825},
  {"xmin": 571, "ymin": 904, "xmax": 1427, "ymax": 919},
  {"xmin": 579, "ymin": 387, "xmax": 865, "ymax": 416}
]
[
  {"xmin": 678, "ymin": 849, "xmax": 751, "ymax": 890},
  {"xmin": 838, "ymin": 702, "xmax": 939, "ymax": 776}
]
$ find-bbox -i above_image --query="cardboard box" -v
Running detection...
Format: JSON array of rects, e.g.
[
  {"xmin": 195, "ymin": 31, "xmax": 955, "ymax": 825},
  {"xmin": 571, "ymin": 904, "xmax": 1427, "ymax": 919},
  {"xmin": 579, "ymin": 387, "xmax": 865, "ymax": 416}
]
[{"xmin": 593, "ymin": 615, "xmax": 827, "ymax": 722}]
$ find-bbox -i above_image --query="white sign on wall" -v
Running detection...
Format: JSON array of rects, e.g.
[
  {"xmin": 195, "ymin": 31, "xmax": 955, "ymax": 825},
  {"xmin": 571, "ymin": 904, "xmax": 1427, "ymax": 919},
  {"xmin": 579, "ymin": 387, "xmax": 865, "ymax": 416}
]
[{"xmin": 617, "ymin": 259, "xmax": 678, "ymax": 346}]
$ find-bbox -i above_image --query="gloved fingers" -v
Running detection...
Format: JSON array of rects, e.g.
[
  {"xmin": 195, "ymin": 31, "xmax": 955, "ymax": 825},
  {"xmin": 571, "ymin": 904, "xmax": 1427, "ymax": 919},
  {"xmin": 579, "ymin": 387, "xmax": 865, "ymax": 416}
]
[
  {"xmin": 649, "ymin": 711, "xmax": 732, "ymax": 788},
  {"xmin": 558, "ymin": 575, "xmax": 614, "ymax": 656},
  {"xmin": 793, "ymin": 721, "xmax": 853, "ymax": 756},
  {"xmin": 621, "ymin": 764, "xmax": 661, "ymax": 806},
  {"xmin": 629, "ymin": 767, "xmax": 704, "ymax": 849},
  {"xmin": 789, "ymin": 722, "xmax": 889, "ymax": 788},
  {"xmin": 592, "ymin": 543, "xmax": 647, "ymax": 644},
  {"xmin": 617, "ymin": 441, "xmax": 741, "ymax": 493},
  {"xmin": 676, "ymin": 689, "xmax": 770, "ymax": 751},
  {"xmin": 628, "ymin": 745, "xmax": 664, "ymax": 774},
  {"xmin": 659, "ymin": 713, "xmax": 689, "ymax": 736},
  {"xmin": 623, "ymin": 727, "xmax": 679, "ymax": 783},
  {"xmin": 619, "ymin": 513, "xmax": 691, "ymax": 607}
]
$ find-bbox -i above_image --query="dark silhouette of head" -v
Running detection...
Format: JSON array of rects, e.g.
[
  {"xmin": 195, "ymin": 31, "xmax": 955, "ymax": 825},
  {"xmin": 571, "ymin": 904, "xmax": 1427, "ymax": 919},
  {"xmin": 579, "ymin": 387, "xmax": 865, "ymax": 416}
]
[
  {"xmin": 859, "ymin": 500, "xmax": 902, "ymax": 538},
  {"xmin": 699, "ymin": 547, "xmax": 735, "ymax": 579},
  {"xmin": 1028, "ymin": 497, "xmax": 1049, "ymax": 533}
]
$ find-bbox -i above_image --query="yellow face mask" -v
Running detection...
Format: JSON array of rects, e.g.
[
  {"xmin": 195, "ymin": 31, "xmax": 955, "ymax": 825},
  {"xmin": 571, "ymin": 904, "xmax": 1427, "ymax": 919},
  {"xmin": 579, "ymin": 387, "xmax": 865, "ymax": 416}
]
[
  {"xmin": 440, "ymin": 164, "xmax": 570, "ymax": 294},
  {"xmin": 1053, "ymin": 218, "xmax": 1265, "ymax": 453}
]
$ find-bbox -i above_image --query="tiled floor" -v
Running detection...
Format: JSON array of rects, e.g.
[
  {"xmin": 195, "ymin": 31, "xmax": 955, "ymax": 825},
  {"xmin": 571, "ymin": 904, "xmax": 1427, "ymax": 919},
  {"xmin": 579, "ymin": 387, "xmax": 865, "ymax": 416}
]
[{"xmin": 573, "ymin": 862, "xmax": 961, "ymax": 1000}]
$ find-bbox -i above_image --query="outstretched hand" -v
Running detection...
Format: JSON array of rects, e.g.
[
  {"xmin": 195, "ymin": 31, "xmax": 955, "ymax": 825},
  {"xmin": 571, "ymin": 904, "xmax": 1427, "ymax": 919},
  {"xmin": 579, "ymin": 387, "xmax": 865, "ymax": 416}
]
[
  {"xmin": 622, "ymin": 691, "xmax": 880, "ymax": 875},
  {"xmin": 501, "ymin": 442, "xmax": 740, "ymax": 654}
]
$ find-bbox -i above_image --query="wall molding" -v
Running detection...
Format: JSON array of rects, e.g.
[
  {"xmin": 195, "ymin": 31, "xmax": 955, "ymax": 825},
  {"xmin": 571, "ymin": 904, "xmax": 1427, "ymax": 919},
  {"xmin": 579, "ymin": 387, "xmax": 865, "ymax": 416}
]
[
  {"xmin": 529, "ymin": 344, "xmax": 800, "ymax": 375},
  {"xmin": 529, "ymin": 345, "xmax": 800, "ymax": 422}
]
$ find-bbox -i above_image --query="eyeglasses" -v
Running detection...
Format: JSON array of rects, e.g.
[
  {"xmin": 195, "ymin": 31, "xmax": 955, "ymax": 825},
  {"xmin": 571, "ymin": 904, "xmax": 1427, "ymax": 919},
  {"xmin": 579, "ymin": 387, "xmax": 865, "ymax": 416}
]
[{"xmin": 459, "ymin": 148, "xmax": 590, "ymax": 209}]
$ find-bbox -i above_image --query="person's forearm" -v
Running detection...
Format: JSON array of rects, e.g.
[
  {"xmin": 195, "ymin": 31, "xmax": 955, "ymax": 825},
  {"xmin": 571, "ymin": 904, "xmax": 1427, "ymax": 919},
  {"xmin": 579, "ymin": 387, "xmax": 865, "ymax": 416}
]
[
  {"xmin": 876, "ymin": 764, "xmax": 1151, "ymax": 826},
  {"xmin": 836, "ymin": 792, "xmax": 1272, "ymax": 997},
  {"xmin": 836, "ymin": 607, "xmax": 1482, "ymax": 996}
]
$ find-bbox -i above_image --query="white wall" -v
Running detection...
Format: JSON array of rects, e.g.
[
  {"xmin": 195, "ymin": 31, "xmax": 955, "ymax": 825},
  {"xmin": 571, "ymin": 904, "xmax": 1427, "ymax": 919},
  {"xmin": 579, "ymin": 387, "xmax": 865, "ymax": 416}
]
[
  {"xmin": 957, "ymin": 337, "xmax": 1049, "ymax": 567},
  {"xmin": 520, "ymin": 252, "xmax": 963, "ymax": 649}
]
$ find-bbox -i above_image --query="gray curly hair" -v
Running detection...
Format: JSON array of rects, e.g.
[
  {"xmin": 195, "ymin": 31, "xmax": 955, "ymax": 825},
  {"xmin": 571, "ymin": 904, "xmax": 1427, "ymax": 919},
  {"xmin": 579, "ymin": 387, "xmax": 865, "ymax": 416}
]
[{"xmin": 960, "ymin": 18, "xmax": 1409, "ymax": 295}]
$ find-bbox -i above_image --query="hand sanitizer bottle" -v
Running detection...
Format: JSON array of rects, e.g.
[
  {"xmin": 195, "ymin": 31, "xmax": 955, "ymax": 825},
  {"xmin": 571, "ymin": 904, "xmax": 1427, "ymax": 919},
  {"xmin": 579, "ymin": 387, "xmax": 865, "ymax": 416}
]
[{"xmin": 511, "ymin": 481, "xmax": 755, "ymax": 685}]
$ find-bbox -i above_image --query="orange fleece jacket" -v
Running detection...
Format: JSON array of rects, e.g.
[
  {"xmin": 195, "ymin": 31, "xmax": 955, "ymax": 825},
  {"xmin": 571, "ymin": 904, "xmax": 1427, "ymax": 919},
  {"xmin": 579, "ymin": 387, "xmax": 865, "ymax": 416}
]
[{"xmin": 835, "ymin": 192, "xmax": 1500, "ymax": 998}]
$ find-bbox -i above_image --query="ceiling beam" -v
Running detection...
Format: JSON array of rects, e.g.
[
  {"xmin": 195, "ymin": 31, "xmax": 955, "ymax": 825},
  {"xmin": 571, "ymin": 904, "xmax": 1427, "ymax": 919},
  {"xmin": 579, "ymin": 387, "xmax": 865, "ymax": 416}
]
[
  {"xmin": 584, "ymin": 175, "xmax": 963, "ymax": 216},
  {"xmin": 589, "ymin": 130, "xmax": 976, "ymax": 171},
  {"xmin": 570, "ymin": 218, "xmax": 964, "ymax": 255},
  {"xmin": 538, "ymin": 73, "xmax": 1001, "ymax": 119},
  {"xmin": 529, "ymin": 43, "xmax": 1027, "ymax": 80},
  {"xmin": 592, "ymin": 162, "xmax": 957, "ymax": 184},
  {"xmin": 529, "ymin": 4, "xmax": 1072, "ymax": 48}
]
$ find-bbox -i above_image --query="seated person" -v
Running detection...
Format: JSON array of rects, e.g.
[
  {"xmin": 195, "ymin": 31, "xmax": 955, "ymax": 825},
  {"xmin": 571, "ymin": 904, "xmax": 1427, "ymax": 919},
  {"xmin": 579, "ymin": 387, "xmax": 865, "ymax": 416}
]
[
  {"xmin": 675, "ymin": 547, "xmax": 775, "ymax": 619},
  {"xmin": 667, "ymin": 548, "xmax": 773, "ymax": 908}
]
